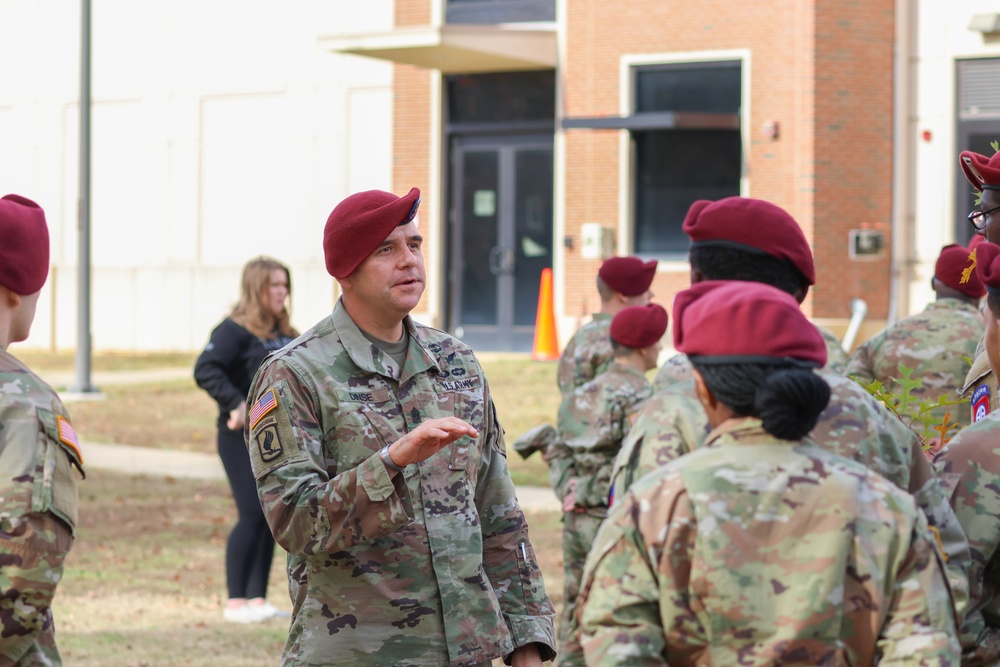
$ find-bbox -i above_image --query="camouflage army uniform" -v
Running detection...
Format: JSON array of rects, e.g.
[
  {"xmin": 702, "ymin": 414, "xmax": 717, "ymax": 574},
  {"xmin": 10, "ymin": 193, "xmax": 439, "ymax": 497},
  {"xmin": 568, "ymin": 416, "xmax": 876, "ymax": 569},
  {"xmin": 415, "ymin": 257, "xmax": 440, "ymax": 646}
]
[
  {"xmin": 579, "ymin": 418, "xmax": 961, "ymax": 666},
  {"xmin": 545, "ymin": 362, "xmax": 651, "ymax": 666},
  {"xmin": 0, "ymin": 349, "xmax": 84, "ymax": 666},
  {"xmin": 611, "ymin": 367, "xmax": 973, "ymax": 635},
  {"xmin": 847, "ymin": 298, "xmax": 983, "ymax": 430},
  {"xmin": 557, "ymin": 314, "xmax": 612, "ymax": 397},
  {"xmin": 246, "ymin": 300, "xmax": 556, "ymax": 667},
  {"xmin": 653, "ymin": 324, "xmax": 846, "ymax": 392},
  {"xmin": 934, "ymin": 410, "xmax": 1000, "ymax": 665}
]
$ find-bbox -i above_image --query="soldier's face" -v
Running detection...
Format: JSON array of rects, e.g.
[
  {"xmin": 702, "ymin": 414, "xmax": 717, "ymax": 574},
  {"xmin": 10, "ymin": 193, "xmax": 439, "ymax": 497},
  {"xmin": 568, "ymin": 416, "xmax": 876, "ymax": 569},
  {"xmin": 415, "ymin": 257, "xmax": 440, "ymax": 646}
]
[
  {"xmin": 981, "ymin": 190, "xmax": 1000, "ymax": 243},
  {"xmin": 10, "ymin": 290, "xmax": 40, "ymax": 345},
  {"xmin": 343, "ymin": 220, "xmax": 426, "ymax": 321}
]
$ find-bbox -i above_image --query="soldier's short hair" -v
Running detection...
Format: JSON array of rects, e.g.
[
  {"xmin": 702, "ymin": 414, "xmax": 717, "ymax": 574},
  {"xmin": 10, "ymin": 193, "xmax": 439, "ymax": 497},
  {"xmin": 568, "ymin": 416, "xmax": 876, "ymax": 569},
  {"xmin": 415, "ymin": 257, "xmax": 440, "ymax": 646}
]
[{"xmin": 689, "ymin": 245, "xmax": 810, "ymax": 299}]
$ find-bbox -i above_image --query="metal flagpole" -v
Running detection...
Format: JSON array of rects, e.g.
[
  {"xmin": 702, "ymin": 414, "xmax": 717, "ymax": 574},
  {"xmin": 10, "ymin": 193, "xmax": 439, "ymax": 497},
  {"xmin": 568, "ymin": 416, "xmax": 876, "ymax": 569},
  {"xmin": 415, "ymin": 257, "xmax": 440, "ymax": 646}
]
[{"xmin": 73, "ymin": 0, "xmax": 96, "ymax": 393}]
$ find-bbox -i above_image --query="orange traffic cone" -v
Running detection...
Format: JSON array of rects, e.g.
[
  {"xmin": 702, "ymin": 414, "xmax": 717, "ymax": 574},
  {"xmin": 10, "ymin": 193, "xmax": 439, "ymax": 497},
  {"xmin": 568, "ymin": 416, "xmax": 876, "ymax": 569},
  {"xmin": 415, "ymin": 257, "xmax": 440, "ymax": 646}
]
[{"xmin": 531, "ymin": 268, "xmax": 560, "ymax": 361}]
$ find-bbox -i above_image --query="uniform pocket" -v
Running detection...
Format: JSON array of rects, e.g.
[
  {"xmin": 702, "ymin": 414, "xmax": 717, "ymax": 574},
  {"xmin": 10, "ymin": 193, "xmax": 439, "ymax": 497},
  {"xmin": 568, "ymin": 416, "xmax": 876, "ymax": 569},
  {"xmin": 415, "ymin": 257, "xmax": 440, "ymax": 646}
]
[{"xmin": 34, "ymin": 409, "xmax": 81, "ymax": 534}]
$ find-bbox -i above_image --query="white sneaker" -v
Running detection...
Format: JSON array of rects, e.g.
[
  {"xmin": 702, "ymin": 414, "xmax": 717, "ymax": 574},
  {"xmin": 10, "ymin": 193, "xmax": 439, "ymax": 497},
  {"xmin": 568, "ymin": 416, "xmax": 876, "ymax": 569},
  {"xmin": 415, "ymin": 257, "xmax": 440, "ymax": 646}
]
[
  {"xmin": 250, "ymin": 601, "xmax": 291, "ymax": 619},
  {"xmin": 223, "ymin": 604, "xmax": 268, "ymax": 624}
]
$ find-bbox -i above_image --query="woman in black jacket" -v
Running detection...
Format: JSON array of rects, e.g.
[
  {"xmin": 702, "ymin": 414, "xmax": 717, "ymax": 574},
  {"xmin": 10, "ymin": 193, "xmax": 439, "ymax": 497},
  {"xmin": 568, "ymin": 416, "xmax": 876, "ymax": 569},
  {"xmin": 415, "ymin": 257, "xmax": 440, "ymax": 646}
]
[{"xmin": 194, "ymin": 256, "xmax": 298, "ymax": 623}]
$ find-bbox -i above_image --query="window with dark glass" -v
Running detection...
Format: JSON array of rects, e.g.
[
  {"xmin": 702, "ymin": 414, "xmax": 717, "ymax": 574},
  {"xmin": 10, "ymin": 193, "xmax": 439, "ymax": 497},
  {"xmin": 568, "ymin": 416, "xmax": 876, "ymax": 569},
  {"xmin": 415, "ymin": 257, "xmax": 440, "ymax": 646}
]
[
  {"xmin": 632, "ymin": 62, "xmax": 742, "ymax": 256},
  {"xmin": 446, "ymin": 71, "xmax": 555, "ymax": 125},
  {"xmin": 446, "ymin": 0, "xmax": 555, "ymax": 24}
]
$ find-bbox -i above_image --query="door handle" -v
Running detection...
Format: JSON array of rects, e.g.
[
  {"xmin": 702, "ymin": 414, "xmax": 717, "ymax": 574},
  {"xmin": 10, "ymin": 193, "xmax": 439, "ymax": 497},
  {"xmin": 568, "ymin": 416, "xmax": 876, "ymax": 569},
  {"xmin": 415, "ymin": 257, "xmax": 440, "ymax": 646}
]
[
  {"xmin": 489, "ymin": 247, "xmax": 504, "ymax": 275},
  {"xmin": 503, "ymin": 247, "xmax": 515, "ymax": 273}
]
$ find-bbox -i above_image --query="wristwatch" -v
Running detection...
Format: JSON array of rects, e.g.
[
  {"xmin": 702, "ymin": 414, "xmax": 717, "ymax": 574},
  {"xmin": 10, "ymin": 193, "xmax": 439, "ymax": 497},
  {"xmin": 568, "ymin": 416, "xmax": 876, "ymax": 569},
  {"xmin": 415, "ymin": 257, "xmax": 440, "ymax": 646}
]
[{"xmin": 379, "ymin": 445, "xmax": 403, "ymax": 473}]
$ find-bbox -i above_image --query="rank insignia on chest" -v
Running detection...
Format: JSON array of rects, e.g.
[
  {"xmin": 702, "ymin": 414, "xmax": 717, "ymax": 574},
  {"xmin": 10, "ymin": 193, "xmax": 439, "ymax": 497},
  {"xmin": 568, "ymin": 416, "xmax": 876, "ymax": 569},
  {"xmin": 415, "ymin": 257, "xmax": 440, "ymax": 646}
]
[
  {"xmin": 249, "ymin": 389, "xmax": 278, "ymax": 429},
  {"xmin": 973, "ymin": 384, "xmax": 991, "ymax": 423},
  {"xmin": 409, "ymin": 406, "xmax": 422, "ymax": 424}
]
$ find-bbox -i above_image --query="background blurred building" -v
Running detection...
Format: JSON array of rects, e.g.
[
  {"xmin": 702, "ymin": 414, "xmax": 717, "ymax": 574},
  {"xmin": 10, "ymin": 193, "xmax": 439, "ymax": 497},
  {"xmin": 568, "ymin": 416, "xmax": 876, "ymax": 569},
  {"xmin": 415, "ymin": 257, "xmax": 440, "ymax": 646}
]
[{"xmin": 5, "ymin": 0, "xmax": 1000, "ymax": 353}]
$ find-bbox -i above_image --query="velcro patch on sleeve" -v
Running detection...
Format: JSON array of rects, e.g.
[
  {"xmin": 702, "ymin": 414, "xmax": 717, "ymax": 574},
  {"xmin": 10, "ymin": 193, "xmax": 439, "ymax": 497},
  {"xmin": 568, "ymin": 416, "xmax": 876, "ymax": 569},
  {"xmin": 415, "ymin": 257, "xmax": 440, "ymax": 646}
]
[
  {"xmin": 249, "ymin": 389, "xmax": 278, "ymax": 429},
  {"xmin": 57, "ymin": 415, "xmax": 85, "ymax": 468}
]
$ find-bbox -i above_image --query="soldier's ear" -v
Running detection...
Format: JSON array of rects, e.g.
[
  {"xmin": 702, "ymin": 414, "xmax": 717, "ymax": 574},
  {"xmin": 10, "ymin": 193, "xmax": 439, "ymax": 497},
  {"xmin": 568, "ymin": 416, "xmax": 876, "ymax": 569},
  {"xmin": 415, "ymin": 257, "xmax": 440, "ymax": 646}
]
[{"xmin": 692, "ymin": 368, "xmax": 716, "ymax": 411}]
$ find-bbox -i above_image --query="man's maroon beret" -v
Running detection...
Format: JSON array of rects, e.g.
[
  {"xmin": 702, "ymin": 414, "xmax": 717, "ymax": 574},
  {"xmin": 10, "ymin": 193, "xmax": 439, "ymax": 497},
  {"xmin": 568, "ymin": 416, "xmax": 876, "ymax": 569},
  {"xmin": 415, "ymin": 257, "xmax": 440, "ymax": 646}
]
[
  {"xmin": 598, "ymin": 256, "xmax": 658, "ymax": 296},
  {"xmin": 936, "ymin": 243, "xmax": 985, "ymax": 298},
  {"xmin": 673, "ymin": 280, "xmax": 827, "ymax": 367},
  {"xmin": 324, "ymin": 187, "xmax": 421, "ymax": 279},
  {"xmin": 975, "ymin": 242, "xmax": 1000, "ymax": 297},
  {"xmin": 960, "ymin": 150, "xmax": 1000, "ymax": 191},
  {"xmin": 610, "ymin": 303, "xmax": 668, "ymax": 348},
  {"xmin": 0, "ymin": 194, "xmax": 49, "ymax": 295},
  {"xmin": 682, "ymin": 197, "xmax": 816, "ymax": 285}
]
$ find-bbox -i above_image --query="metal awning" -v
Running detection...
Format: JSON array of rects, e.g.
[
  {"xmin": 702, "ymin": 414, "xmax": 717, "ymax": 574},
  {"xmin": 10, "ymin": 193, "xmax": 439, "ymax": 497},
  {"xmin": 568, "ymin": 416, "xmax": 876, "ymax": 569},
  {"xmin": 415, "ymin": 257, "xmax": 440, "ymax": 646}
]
[{"xmin": 321, "ymin": 23, "xmax": 557, "ymax": 74}]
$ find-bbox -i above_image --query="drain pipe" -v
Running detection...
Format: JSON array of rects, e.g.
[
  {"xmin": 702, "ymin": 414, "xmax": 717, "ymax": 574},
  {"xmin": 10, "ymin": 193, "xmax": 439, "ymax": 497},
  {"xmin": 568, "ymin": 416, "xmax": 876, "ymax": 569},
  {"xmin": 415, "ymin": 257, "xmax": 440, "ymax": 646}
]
[{"xmin": 841, "ymin": 298, "xmax": 868, "ymax": 352}]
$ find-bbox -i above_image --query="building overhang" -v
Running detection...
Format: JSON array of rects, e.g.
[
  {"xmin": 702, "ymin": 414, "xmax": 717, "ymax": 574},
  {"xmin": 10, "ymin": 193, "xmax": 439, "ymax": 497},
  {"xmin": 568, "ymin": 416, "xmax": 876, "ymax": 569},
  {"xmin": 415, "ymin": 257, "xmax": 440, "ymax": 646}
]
[{"xmin": 321, "ymin": 23, "xmax": 557, "ymax": 74}]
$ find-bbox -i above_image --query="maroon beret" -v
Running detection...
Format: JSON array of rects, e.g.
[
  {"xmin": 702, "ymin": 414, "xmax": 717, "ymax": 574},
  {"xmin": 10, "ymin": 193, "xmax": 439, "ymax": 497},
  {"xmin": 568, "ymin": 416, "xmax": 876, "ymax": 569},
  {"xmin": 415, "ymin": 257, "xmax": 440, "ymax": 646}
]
[
  {"xmin": 324, "ymin": 187, "xmax": 421, "ymax": 279},
  {"xmin": 598, "ymin": 256, "xmax": 658, "ymax": 296},
  {"xmin": 682, "ymin": 197, "xmax": 816, "ymax": 285},
  {"xmin": 0, "ymin": 194, "xmax": 49, "ymax": 295},
  {"xmin": 610, "ymin": 303, "xmax": 668, "ymax": 348},
  {"xmin": 936, "ymin": 243, "xmax": 985, "ymax": 298},
  {"xmin": 970, "ymin": 233, "xmax": 986, "ymax": 251},
  {"xmin": 960, "ymin": 150, "xmax": 1000, "ymax": 191},
  {"xmin": 975, "ymin": 242, "xmax": 1000, "ymax": 297},
  {"xmin": 673, "ymin": 280, "xmax": 827, "ymax": 367}
]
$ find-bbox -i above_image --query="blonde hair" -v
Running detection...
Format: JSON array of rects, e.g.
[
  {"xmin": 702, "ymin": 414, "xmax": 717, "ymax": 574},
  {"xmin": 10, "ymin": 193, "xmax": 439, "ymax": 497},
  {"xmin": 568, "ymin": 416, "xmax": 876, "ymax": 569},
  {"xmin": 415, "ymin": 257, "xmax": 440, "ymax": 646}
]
[{"xmin": 230, "ymin": 256, "xmax": 298, "ymax": 339}]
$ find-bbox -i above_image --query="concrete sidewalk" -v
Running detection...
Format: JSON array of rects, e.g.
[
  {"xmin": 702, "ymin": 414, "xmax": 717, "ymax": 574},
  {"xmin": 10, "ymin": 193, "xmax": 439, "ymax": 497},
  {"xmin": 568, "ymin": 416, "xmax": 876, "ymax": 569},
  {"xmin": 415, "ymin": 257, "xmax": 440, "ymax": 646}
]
[
  {"xmin": 40, "ymin": 367, "xmax": 192, "ymax": 392},
  {"xmin": 83, "ymin": 441, "xmax": 560, "ymax": 512}
]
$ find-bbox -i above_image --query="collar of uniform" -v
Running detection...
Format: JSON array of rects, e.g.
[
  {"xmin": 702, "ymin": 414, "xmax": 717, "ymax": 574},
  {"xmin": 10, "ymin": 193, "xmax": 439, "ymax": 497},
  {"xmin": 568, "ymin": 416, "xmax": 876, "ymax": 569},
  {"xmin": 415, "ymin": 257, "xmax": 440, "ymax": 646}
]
[
  {"xmin": 591, "ymin": 312, "xmax": 612, "ymax": 322},
  {"xmin": 928, "ymin": 297, "xmax": 982, "ymax": 315},
  {"xmin": 703, "ymin": 416, "xmax": 796, "ymax": 449},
  {"xmin": 607, "ymin": 360, "xmax": 650, "ymax": 381},
  {"xmin": 331, "ymin": 298, "xmax": 441, "ymax": 381}
]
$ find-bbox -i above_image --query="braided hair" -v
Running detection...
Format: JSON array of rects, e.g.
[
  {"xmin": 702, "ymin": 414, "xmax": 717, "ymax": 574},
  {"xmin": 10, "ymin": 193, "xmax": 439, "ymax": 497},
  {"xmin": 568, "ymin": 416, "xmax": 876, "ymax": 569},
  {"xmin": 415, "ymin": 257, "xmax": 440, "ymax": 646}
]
[{"xmin": 694, "ymin": 361, "xmax": 830, "ymax": 440}]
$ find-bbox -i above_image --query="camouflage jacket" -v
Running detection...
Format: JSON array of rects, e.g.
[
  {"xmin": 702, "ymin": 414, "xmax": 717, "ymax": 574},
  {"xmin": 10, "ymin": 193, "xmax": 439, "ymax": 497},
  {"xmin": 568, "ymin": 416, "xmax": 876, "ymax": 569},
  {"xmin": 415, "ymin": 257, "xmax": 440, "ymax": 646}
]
[
  {"xmin": 611, "ymin": 369, "xmax": 973, "ymax": 633},
  {"xmin": 0, "ymin": 349, "xmax": 84, "ymax": 666},
  {"xmin": 557, "ymin": 314, "xmax": 612, "ymax": 397},
  {"xmin": 246, "ymin": 300, "xmax": 556, "ymax": 667},
  {"xmin": 578, "ymin": 418, "xmax": 961, "ymax": 666},
  {"xmin": 964, "ymin": 348, "xmax": 998, "ymax": 425},
  {"xmin": 653, "ymin": 324, "xmax": 847, "ymax": 392},
  {"xmin": 934, "ymin": 410, "xmax": 1000, "ymax": 665},
  {"xmin": 847, "ymin": 299, "xmax": 983, "ymax": 429},
  {"xmin": 546, "ymin": 362, "xmax": 650, "ymax": 512}
]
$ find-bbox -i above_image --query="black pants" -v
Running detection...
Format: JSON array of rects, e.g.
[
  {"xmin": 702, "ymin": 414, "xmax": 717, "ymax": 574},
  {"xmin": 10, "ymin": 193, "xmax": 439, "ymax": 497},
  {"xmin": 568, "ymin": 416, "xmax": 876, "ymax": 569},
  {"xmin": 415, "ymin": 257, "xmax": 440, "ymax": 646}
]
[{"xmin": 218, "ymin": 426, "xmax": 275, "ymax": 600}]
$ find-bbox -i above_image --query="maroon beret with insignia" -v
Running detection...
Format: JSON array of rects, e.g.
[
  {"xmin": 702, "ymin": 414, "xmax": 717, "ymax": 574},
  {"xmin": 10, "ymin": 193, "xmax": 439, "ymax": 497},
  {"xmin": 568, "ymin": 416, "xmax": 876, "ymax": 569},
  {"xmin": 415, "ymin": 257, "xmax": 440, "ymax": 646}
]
[
  {"xmin": 610, "ymin": 303, "xmax": 668, "ymax": 348},
  {"xmin": 682, "ymin": 196, "xmax": 816, "ymax": 285},
  {"xmin": 324, "ymin": 187, "xmax": 421, "ymax": 279},
  {"xmin": 936, "ymin": 243, "xmax": 985, "ymax": 298},
  {"xmin": 960, "ymin": 150, "xmax": 1000, "ymax": 192},
  {"xmin": 0, "ymin": 194, "xmax": 49, "ymax": 295},
  {"xmin": 673, "ymin": 280, "xmax": 827, "ymax": 367},
  {"xmin": 598, "ymin": 256, "xmax": 658, "ymax": 296},
  {"xmin": 975, "ymin": 241, "xmax": 1000, "ymax": 297}
]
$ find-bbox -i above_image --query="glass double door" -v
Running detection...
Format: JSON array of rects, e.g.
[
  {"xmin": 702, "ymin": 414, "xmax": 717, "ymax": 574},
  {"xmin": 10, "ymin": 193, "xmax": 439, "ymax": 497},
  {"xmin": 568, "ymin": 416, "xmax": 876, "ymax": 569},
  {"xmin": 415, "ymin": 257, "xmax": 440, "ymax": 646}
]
[{"xmin": 449, "ymin": 134, "xmax": 554, "ymax": 352}]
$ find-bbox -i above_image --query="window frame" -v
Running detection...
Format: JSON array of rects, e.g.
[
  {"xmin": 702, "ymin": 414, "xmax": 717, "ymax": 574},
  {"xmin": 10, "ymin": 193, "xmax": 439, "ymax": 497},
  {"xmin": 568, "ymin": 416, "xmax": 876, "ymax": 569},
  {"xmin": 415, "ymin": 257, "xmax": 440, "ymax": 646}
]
[
  {"xmin": 445, "ymin": 0, "xmax": 555, "ymax": 24},
  {"xmin": 618, "ymin": 50, "xmax": 750, "ymax": 263}
]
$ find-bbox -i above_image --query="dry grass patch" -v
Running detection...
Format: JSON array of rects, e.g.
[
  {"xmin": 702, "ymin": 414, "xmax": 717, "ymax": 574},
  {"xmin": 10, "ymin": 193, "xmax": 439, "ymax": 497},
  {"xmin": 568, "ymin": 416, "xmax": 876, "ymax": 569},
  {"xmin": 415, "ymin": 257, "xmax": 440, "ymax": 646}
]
[{"xmin": 54, "ymin": 471, "xmax": 565, "ymax": 666}]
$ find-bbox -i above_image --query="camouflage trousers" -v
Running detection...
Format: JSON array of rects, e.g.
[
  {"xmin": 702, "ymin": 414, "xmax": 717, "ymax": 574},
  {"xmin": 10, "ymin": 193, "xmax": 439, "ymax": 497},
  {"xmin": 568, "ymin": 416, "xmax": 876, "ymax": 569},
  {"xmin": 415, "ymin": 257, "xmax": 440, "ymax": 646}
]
[{"xmin": 556, "ymin": 509, "xmax": 606, "ymax": 667}]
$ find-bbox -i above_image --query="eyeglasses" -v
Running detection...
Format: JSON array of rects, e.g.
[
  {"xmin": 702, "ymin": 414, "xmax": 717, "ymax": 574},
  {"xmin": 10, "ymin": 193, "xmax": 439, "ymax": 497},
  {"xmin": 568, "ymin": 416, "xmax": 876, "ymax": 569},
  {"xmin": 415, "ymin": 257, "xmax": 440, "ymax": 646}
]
[{"xmin": 969, "ymin": 203, "xmax": 1000, "ymax": 231}]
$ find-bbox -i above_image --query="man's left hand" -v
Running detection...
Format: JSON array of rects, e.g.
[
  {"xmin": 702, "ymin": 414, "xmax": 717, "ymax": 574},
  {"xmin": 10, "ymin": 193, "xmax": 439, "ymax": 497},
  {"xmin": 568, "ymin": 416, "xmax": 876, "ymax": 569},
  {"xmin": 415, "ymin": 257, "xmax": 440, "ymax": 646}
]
[{"xmin": 509, "ymin": 643, "xmax": 543, "ymax": 667}]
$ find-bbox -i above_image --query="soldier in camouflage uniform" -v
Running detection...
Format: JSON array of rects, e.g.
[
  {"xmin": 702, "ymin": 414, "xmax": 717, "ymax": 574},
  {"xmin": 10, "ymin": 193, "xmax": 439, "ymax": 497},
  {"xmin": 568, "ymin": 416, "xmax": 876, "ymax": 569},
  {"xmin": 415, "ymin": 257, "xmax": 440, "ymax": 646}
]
[
  {"xmin": 959, "ymin": 150, "xmax": 1000, "ymax": 426},
  {"xmin": 848, "ymin": 243, "xmax": 985, "ymax": 431},
  {"xmin": 934, "ymin": 240, "xmax": 1000, "ymax": 665},
  {"xmin": 556, "ymin": 256, "xmax": 656, "ymax": 397},
  {"xmin": 611, "ymin": 197, "xmax": 973, "ymax": 635},
  {"xmin": 546, "ymin": 303, "xmax": 667, "ymax": 667},
  {"xmin": 0, "ymin": 195, "xmax": 84, "ymax": 666},
  {"xmin": 246, "ymin": 188, "xmax": 555, "ymax": 667},
  {"xmin": 579, "ymin": 281, "xmax": 961, "ymax": 666}
]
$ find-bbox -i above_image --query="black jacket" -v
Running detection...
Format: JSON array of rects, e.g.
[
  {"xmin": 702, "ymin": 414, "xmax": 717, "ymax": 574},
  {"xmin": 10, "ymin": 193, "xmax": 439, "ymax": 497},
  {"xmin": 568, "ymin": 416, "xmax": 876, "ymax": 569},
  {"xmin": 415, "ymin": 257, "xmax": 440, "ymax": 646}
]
[{"xmin": 194, "ymin": 318, "xmax": 295, "ymax": 423}]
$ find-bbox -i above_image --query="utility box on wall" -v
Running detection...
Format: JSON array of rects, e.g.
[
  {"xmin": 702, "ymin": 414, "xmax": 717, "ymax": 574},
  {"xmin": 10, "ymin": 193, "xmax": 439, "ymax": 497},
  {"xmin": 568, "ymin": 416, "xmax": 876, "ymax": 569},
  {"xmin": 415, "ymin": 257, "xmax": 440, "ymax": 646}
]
[
  {"xmin": 580, "ymin": 223, "xmax": 615, "ymax": 260},
  {"xmin": 848, "ymin": 229, "xmax": 884, "ymax": 260}
]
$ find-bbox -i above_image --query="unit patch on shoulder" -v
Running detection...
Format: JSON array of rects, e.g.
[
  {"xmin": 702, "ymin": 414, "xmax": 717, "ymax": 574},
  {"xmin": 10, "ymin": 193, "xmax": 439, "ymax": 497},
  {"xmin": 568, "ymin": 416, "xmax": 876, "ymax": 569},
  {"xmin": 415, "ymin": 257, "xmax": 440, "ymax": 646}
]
[
  {"xmin": 972, "ymin": 384, "xmax": 991, "ymax": 423},
  {"xmin": 255, "ymin": 421, "xmax": 283, "ymax": 463},
  {"xmin": 57, "ymin": 415, "xmax": 84, "ymax": 465},
  {"xmin": 249, "ymin": 389, "xmax": 278, "ymax": 429}
]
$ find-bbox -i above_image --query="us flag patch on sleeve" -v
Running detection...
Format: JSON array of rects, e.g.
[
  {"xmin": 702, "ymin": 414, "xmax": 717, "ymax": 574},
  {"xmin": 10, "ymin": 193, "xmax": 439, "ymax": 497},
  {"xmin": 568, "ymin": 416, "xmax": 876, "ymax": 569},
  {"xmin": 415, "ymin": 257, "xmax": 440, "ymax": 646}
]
[
  {"xmin": 57, "ymin": 415, "xmax": 84, "ymax": 464},
  {"xmin": 249, "ymin": 389, "xmax": 278, "ymax": 429}
]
